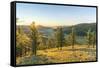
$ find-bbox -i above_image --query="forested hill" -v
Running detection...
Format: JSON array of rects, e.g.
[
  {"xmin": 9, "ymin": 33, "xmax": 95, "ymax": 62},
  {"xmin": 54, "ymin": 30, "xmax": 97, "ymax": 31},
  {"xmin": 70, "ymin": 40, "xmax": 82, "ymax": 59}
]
[
  {"xmin": 63, "ymin": 23, "xmax": 96, "ymax": 36},
  {"xmin": 17, "ymin": 23, "xmax": 96, "ymax": 36}
]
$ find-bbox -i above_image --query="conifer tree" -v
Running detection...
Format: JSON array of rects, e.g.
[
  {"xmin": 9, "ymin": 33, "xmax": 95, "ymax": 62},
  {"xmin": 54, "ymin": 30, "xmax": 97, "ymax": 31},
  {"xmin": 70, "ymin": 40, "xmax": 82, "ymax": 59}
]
[
  {"xmin": 66, "ymin": 26, "xmax": 76, "ymax": 49},
  {"xmin": 17, "ymin": 26, "xmax": 31, "ymax": 57},
  {"xmin": 16, "ymin": 26, "xmax": 23, "ymax": 57},
  {"xmin": 91, "ymin": 31, "xmax": 96, "ymax": 48},
  {"xmin": 30, "ymin": 22, "xmax": 38, "ymax": 55},
  {"xmin": 86, "ymin": 29, "xmax": 92, "ymax": 48},
  {"xmin": 56, "ymin": 27, "xmax": 64, "ymax": 50},
  {"xmin": 70, "ymin": 27, "xmax": 76, "ymax": 49}
]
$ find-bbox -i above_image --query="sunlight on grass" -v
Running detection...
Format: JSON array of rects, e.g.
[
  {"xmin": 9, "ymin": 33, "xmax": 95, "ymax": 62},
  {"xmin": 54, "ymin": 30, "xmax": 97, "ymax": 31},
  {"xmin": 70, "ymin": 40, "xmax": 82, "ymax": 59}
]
[{"xmin": 16, "ymin": 45, "xmax": 96, "ymax": 65}]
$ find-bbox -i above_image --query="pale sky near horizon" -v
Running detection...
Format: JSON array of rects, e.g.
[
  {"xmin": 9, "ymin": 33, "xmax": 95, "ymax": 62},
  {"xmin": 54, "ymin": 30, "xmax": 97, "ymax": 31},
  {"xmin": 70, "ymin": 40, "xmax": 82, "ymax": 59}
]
[{"xmin": 16, "ymin": 3, "xmax": 96, "ymax": 26}]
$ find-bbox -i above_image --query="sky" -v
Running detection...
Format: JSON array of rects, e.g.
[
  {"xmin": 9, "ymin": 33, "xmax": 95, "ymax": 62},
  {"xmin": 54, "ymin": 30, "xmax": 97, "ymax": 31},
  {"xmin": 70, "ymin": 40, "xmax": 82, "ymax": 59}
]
[{"xmin": 16, "ymin": 3, "xmax": 96, "ymax": 26}]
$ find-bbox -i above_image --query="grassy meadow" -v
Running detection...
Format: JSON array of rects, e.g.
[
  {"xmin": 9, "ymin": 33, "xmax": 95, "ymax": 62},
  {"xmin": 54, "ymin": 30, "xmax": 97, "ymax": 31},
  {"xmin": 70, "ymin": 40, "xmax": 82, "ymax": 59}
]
[{"xmin": 16, "ymin": 45, "xmax": 96, "ymax": 65}]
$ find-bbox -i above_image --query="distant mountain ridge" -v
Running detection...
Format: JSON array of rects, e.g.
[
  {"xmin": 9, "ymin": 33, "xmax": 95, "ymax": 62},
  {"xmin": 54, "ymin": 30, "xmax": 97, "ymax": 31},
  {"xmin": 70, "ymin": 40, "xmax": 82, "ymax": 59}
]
[{"xmin": 17, "ymin": 23, "xmax": 96, "ymax": 36}]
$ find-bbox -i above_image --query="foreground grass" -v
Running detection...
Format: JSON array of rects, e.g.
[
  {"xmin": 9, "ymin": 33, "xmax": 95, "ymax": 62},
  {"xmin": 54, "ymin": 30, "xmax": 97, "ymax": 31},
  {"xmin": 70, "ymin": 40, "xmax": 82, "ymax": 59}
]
[{"xmin": 16, "ymin": 45, "xmax": 96, "ymax": 65}]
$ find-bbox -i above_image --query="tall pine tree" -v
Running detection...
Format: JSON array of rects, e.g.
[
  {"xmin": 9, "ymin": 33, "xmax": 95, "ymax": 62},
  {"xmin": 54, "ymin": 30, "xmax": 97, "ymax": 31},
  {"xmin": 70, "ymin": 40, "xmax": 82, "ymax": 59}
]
[
  {"xmin": 56, "ymin": 27, "xmax": 64, "ymax": 50},
  {"xmin": 67, "ymin": 26, "xmax": 76, "ymax": 49},
  {"xmin": 86, "ymin": 29, "xmax": 92, "ymax": 48},
  {"xmin": 30, "ymin": 22, "xmax": 38, "ymax": 55},
  {"xmin": 91, "ymin": 31, "xmax": 96, "ymax": 48}
]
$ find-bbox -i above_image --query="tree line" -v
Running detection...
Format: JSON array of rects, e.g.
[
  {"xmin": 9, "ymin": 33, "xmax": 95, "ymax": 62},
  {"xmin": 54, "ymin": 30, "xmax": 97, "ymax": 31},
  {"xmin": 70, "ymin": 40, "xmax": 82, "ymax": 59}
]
[{"xmin": 16, "ymin": 22, "xmax": 96, "ymax": 57}]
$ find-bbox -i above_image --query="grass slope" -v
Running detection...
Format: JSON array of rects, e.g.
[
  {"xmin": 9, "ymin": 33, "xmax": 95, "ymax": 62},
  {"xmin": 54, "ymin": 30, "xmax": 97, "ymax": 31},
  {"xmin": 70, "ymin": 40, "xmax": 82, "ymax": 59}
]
[{"xmin": 16, "ymin": 45, "xmax": 96, "ymax": 65}]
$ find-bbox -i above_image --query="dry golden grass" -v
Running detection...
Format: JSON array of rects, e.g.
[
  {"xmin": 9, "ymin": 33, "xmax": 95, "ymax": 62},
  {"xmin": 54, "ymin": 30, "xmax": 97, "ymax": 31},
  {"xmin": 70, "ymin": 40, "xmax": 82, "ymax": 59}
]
[{"xmin": 16, "ymin": 45, "xmax": 96, "ymax": 65}]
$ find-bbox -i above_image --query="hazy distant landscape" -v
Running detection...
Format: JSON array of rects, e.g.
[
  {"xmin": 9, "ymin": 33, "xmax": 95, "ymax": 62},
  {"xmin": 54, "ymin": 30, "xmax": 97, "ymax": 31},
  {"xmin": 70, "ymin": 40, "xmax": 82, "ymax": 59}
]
[{"xmin": 17, "ymin": 23, "xmax": 96, "ymax": 36}]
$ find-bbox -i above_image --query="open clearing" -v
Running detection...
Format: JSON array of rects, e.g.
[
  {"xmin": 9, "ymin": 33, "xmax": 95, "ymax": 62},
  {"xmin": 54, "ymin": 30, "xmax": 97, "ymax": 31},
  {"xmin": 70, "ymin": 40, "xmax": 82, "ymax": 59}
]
[{"xmin": 16, "ymin": 45, "xmax": 96, "ymax": 65}]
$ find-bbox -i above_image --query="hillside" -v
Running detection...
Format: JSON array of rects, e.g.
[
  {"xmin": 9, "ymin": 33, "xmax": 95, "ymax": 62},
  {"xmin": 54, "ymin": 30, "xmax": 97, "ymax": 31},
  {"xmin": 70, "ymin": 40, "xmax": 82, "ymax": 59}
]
[{"xmin": 17, "ymin": 23, "xmax": 96, "ymax": 36}]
